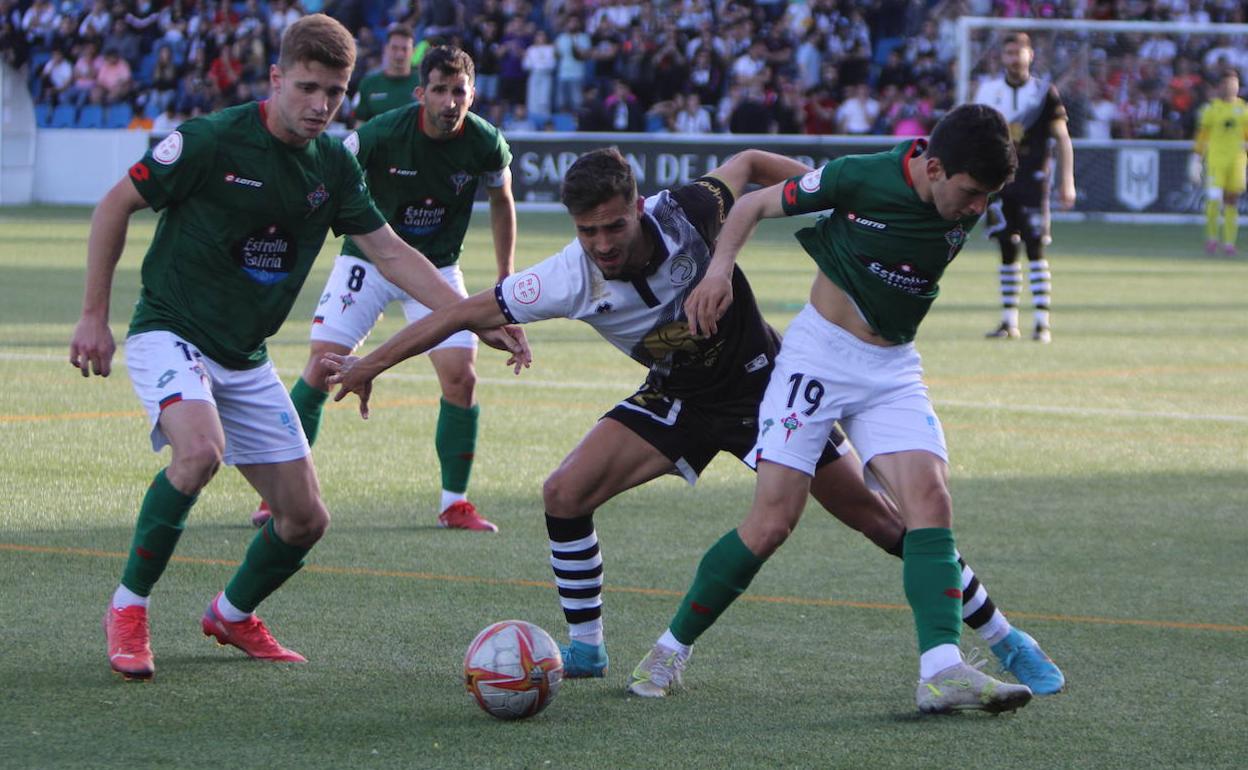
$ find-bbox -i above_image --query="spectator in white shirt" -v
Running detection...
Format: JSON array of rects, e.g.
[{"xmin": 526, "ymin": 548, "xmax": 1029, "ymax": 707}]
[
  {"xmin": 835, "ymin": 83, "xmax": 880, "ymax": 135},
  {"xmin": 524, "ymin": 28, "xmax": 557, "ymax": 119},
  {"xmin": 674, "ymin": 92, "xmax": 713, "ymax": 133}
]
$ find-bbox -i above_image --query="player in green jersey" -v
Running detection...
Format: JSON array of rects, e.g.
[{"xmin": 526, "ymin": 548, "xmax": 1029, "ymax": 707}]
[
  {"xmin": 249, "ymin": 45, "xmax": 515, "ymax": 533},
  {"xmin": 352, "ymin": 23, "xmax": 422, "ymax": 126},
  {"xmin": 69, "ymin": 15, "xmax": 527, "ymax": 682},
  {"xmin": 628, "ymin": 105, "xmax": 1044, "ymax": 714}
]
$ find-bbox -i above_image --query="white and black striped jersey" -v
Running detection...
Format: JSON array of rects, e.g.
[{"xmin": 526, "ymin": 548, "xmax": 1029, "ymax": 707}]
[
  {"xmin": 495, "ymin": 177, "xmax": 780, "ymax": 402},
  {"xmin": 975, "ymin": 75, "xmax": 1067, "ymax": 178}
]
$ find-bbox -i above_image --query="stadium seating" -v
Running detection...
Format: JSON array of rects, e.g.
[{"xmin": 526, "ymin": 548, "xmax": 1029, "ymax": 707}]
[
  {"xmin": 105, "ymin": 103, "xmax": 134, "ymax": 129},
  {"xmin": 34, "ymin": 104, "xmax": 51, "ymax": 127},
  {"xmin": 49, "ymin": 104, "xmax": 77, "ymax": 128},
  {"xmin": 77, "ymin": 104, "xmax": 104, "ymax": 129},
  {"xmin": 551, "ymin": 112, "xmax": 577, "ymax": 132}
]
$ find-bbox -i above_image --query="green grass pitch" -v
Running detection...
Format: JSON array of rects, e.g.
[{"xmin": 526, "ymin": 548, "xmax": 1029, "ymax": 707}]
[{"xmin": 1, "ymin": 206, "xmax": 1245, "ymax": 768}]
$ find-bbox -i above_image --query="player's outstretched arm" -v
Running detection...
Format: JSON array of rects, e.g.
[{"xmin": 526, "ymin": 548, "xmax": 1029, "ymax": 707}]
[
  {"xmin": 323, "ymin": 290, "xmax": 527, "ymax": 418},
  {"xmin": 708, "ymin": 148, "xmax": 813, "ymax": 199},
  {"xmin": 685, "ymin": 180, "xmax": 790, "ymax": 338},
  {"xmin": 70, "ymin": 176, "xmax": 148, "ymax": 378},
  {"xmin": 352, "ymin": 223, "xmax": 465, "ymax": 311}
]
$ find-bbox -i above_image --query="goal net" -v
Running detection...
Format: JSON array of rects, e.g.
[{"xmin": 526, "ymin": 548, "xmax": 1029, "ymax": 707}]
[{"xmin": 955, "ymin": 17, "xmax": 1248, "ymax": 220}]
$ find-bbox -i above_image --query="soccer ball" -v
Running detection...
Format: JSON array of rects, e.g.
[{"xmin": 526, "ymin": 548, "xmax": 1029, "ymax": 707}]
[{"xmin": 463, "ymin": 620, "xmax": 563, "ymax": 720}]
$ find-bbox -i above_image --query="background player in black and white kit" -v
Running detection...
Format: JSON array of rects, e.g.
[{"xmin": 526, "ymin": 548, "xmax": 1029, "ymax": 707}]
[
  {"xmin": 975, "ymin": 32, "xmax": 1076, "ymax": 343},
  {"xmin": 321, "ymin": 147, "xmax": 1062, "ymax": 692}
]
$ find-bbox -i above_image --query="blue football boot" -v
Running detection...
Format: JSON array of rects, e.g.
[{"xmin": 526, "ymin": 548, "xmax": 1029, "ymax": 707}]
[
  {"xmin": 991, "ymin": 628, "xmax": 1065, "ymax": 695},
  {"xmin": 560, "ymin": 639, "xmax": 609, "ymax": 678}
]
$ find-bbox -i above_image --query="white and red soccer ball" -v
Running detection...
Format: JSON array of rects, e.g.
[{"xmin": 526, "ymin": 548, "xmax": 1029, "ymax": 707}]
[{"xmin": 463, "ymin": 620, "xmax": 563, "ymax": 720}]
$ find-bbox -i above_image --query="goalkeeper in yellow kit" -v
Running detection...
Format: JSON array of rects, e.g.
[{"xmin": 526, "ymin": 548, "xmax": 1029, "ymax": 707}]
[{"xmin": 1193, "ymin": 70, "xmax": 1248, "ymax": 256}]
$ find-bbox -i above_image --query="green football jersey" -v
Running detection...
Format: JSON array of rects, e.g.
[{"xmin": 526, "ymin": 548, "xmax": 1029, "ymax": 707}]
[
  {"xmin": 353, "ymin": 69, "xmax": 421, "ymax": 124},
  {"xmin": 780, "ymin": 139, "xmax": 977, "ymax": 344},
  {"xmin": 126, "ymin": 101, "xmax": 386, "ymax": 369},
  {"xmin": 340, "ymin": 105, "xmax": 511, "ymax": 268}
]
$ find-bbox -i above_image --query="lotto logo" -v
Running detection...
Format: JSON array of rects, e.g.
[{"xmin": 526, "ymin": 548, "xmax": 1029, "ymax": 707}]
[{"xmin": 512, "ymin": 274, "xmax": 541, "ymax": 305}]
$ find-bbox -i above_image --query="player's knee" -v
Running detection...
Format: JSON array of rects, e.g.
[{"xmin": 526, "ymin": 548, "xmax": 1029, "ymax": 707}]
[
  {"xmin": 169, "ymin": 441, "xmax": 223, "ymax": 491},
  {"xmin": 275, "ymin": 501, "xmax": 329, "ymax": 547},
  {"xmin": 542, "ymin": 470, "xmax": 586, "ymax": 518},
  {"xmin": 901, "ymin": 480, "xmax": 953, "ymax": 529},
  {"xmin": 742, "ymin": 516, "xmax": 794, "ymax": 557},
  {"xmin": 440, "ymin": 367, "xmax": 478, "ymax": 405}
]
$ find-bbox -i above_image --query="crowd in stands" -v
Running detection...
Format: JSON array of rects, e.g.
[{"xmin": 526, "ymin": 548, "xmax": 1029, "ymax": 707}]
[{"xmin": 1, "ymin": 0, "xmax": 1245, "ymax": 137}]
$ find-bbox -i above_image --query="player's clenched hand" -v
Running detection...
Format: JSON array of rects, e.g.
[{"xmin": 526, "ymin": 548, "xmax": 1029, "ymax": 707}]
[
  {"xmin": 684, "ymin": 269, "xmax": 734, "ymax": 338},
  {"xmin": 322, "ymin": 352, "xmax": 374, "ymax": 419},
  {"xmin": 478, "ymin": 325, "xmax": 532, "ymax": 374},
  {"xmin": 69, "ymin": 317, "xmax": 115, "ymax": 378},
  {"xmin": 1057, "ymin": 181, "xmax": 1076, "ymax": 211}
]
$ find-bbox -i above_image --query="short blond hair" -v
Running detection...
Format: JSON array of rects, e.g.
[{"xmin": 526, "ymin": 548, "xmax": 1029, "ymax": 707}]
[{"xmin": 278, "ymin": 13, "xmax": 356, "ymax": 72}]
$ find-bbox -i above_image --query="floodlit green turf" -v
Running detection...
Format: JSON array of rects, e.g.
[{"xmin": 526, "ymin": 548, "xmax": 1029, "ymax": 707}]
[{"xmin": 1, "ymin": 206, "xmax": 1245, "ymax": 769}]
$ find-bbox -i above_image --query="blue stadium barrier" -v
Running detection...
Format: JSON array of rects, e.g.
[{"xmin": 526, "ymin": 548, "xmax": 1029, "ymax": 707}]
[
  {"xmin": 50, "ymin": 104, "xmax": 77, "ymax": 128},
  {"xmin": 105, "ymin": 103, "xmax": 133, "ymax": 128},
  {"xmin": 77, "ymin": 104, "xmax": 104, "ymax": 129},
  {"xmin": 34, "ymin": 103, "xmax": 52, "ymax": 127}
]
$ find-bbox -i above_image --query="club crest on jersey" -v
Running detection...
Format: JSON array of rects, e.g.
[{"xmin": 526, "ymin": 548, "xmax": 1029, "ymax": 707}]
[
  {"xmin": 668, "ymin": 254, "xmax": 696, "ymax": 287},
  {"xmin": 798, "ymin": 169, "xmax": 821, "ymax": 193},
  {"xmin": 306, "ymin": 183, "xmax": 329, "ymax": 215},
  {"xmin": 944, "ymin": 225, "xmax": 967, "ymax": 261},
  {"xmin": 450, "ymin": 170, "xmax": 473, "ymax": 195},
  {"xmin": 340, "ymin": 292, "xmax": 355, "ymax": 312}
]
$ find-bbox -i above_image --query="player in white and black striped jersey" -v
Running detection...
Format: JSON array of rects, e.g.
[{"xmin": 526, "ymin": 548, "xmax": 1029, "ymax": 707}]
[
  {"xmin": 975, "ymin": 32, "xmax": 1076, "ymax": 343},
  {"xmin": 322, "ymin": 147, "xmax": 1062, "ymax": 693}
]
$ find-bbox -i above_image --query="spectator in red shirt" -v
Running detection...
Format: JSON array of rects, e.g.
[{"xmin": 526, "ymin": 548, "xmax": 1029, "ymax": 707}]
[{"xmin": 208, "ymin": 40, "xmax": 242, "ymax": 97}]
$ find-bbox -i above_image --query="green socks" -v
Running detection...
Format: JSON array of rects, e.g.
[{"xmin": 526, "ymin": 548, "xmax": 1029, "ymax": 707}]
[
  {"xmin": 903, "ymin": 528, "xmax": 962, "ymax": 653},
  {"xmin": 669, "ymin": 529, "xmax": 766, "ymax": 646},
  {"xmin": 435, "ymin": 398, "xmax": 479, "ymax": 494},
  {"xmin": 290, "ymin": 376, "xmax": 329, "ymax": 446},
  {"xmin": 223, "ymin": 517, "xmax": 312, "ymax": 613},
  {"xmin": 120, "ymin": 469, "xmax": 198, "ymax": 596}
]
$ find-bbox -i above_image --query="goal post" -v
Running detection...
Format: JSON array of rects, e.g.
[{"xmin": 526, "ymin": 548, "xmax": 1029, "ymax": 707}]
[{"xmin": 955, "ymin": 17, "xmax": 1248, "ymax": 221}]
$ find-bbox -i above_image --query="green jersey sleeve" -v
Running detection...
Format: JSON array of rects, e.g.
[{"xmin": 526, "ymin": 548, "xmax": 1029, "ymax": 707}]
[
  {"xmin": 330, "ymin": 145, "xmax": 386, "ymax": 237},
  {"xmin": 128, "ymin": 119, "xmax": 217, "ymax": 211},
  {"xmin": 780, "ymin": 159, "xmax": 846, "ymax": 216}
]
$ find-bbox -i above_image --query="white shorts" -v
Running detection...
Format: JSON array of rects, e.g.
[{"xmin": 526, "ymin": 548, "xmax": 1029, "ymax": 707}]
[
  {"xmin": 752, "ymin": 304, "xmax": 947, "ymax": 477},
  {"xmin": 125, "ymin": 330, "xmax": 310, "ymax": 465},
  {"xmin": 309, "ymin": 256, "xmax": 477, "ymax": 351}
]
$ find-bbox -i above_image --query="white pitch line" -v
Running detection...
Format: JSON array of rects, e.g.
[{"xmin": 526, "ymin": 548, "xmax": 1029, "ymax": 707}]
[{"xmin": 9, "ymin": 351, "xmax": 1247, "ymax": 424}]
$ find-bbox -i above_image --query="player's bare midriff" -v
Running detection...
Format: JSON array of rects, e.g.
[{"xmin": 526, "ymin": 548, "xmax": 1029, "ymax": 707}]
[{"xmin": 809, "ymin": 271, "xmax": 896, "ymax": 347}]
